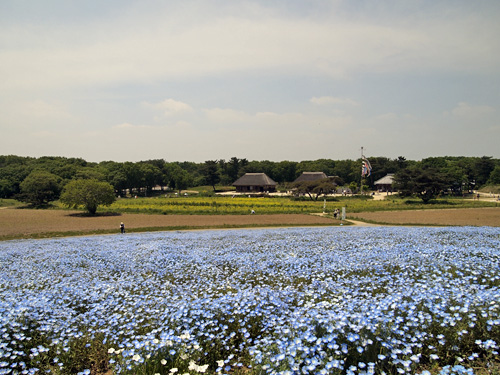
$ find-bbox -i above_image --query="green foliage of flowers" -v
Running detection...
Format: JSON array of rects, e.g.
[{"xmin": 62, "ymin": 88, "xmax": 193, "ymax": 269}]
[
  {"xmin": 102, "ymin": 195, "xmax": 497, "ymax": 216},
  {"xmin": 107, "ymin": 196, "xmax": 325, "ymax": 215},
  {"xmin": 1, "ymin": 227, "xmax": 499, "ymax": 374}
]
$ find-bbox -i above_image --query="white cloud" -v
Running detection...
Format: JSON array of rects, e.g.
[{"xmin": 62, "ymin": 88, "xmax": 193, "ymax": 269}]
[
  {"xmin": 25, "ymin": 100, "xmax": 72, "ymax": 119},
  {"xmin": 310, "ymin": 96, "xmax": 359, "ymax": 107},
  {"xmin": 203, "ymin": 108, "xmax": 250, "ymax": 124},
  {"xmin": 4, "ymin": 100, "xmax": 72, "ymax": 123},
  {"xmin": 1, "ymin": 2, "xmax": 500, "ymax": 162},
  {"xmin": 2, "ymin": 2, "xmax": 499, "ymax": 91},
  {"xmin": 374, "ymin": 113, "xmax": 399, "ymax": 122},
  {"xmin": 30, "ymin": 130, "xmax": 55, "ymax": 138},
  {"xmin": 142, "ymin": 99, "xmax": 193, "ymax": 117},
  {"xmin": 0, "ymin": 99, "xmax": 75, "ymax": 131},
  {"xmin": 448, "ymin": 102, "xmax": 495, "ymax": 119},
  {"xmin": 113, "ymin": 123, "xmax": 139, "ymax": 130},
  {"xmin": 201, "ymin": 107, "xmax": 350, "ymax": 133}
]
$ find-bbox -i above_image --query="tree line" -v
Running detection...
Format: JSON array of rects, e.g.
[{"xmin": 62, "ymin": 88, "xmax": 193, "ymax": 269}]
[{"xmin": 1, "ymin": 154, "xmax": 499, "ymax": 202}]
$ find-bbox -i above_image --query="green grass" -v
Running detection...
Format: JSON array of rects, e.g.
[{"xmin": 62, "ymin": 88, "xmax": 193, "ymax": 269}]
[
  {"xmin": 479, "ymin": 184, "xmax": 500, "ymax": 194},
  {"xmin": 0, "ymin": 198, "xmax": 24, "ymax": 208}
]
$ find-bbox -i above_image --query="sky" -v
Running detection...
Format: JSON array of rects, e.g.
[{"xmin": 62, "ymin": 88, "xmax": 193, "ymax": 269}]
[{"xmin": 1, "ymin": 0, "xmax": 499, "ymax": 163}]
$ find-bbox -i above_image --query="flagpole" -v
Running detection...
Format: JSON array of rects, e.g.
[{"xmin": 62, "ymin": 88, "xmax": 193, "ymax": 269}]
[{"xmin": 360, "ymin": 146, "xmax": 364, "ymax": 195}]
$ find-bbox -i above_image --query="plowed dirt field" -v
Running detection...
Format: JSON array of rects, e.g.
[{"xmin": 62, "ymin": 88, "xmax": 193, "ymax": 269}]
[
  {"xmin": 349, "ymin": 207, "xmax": 500, "ymax": 227},
  {"xmin": 1, "ymin": 207, "xmax": 499, "ymax": 240},
  {"xmin": 0, "ymin": 209, "xmax": 335, "ymax": 239}
]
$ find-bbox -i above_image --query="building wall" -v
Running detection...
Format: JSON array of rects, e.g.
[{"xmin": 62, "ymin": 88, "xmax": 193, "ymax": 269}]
[{"xmin": 235, "ymin": 185, "xmax": 276, "ymax": 193}]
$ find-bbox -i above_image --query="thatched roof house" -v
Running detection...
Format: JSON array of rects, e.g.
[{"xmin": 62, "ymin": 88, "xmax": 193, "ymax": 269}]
[
  {"xmin": 233, "ymin": 173, "xmax": 277, "ymax": 193},
  {"xmin": 293, "ymin": 172, "xmax": 328, "ymax": 183},
  {"xmin": 374, "ymin": 173, "xmax": 394, "ymax": 192}
]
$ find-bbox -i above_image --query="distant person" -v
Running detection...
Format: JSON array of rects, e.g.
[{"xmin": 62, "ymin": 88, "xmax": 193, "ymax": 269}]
[{"xmin": 120, "ymin": 222, "xmax": 125, "ymax": 234}]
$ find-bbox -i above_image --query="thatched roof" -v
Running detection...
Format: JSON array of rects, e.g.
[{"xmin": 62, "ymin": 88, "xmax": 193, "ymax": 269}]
[
  {"xmin": 293, "ymin": 172, "xmax": 328, "ymax": 183},
  {"xmin": 374, "ymin": 174, "xmax": 394, "ymax": 185},
  {"xmin": 233, "ymin": 173, "xmax": 277, "ymax": 186}
]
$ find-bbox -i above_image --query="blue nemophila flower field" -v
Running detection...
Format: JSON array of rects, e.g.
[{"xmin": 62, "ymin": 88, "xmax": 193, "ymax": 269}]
[{"xmin": 0, "ymin": 227, "xmax": 499, "ymax": 375}]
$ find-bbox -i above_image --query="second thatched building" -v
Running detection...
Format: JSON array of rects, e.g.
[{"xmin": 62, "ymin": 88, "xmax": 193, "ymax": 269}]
[{"xmin": 293, "ymin": 172, "xmax": 328, "ymax": 183}]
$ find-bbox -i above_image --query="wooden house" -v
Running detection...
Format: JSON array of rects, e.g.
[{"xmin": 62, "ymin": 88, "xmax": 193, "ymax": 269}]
[
  {"xmin": 374, "ymin": 173, "xmax": 394, "ymax": 192},
  {"xmin": 233, "ymin": 173, "xmax": 277, "ymax": 193},
  {"xmin": 293, "ymin": 172, "xmax": 328, "ymax": 183}
]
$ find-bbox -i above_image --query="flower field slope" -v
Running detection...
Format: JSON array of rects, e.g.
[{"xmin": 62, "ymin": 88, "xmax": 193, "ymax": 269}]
[{"xmin": 0, "ymin": 227, "xmax": 499, "ymax": 375}]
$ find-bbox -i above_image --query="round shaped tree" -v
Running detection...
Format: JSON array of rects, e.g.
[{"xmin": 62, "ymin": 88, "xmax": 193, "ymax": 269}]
[
  {"xmin": 19, "ymin": 171, "xmax": 62, "ymax": 206},
  {"xmin": 60, "ymin": 179, "xmax": 116, "ymax": 215}
]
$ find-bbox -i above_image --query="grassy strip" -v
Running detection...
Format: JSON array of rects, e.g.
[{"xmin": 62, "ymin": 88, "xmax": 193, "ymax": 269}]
[{"xmin": 0, "ymin": 198, "xmax": 23, "ymax": 208}]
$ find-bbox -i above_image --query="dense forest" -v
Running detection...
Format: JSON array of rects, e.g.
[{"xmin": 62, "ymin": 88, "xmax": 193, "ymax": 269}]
[{"xmin": 1, "ymin": 154, "xmax": 499, "ymax": 199}]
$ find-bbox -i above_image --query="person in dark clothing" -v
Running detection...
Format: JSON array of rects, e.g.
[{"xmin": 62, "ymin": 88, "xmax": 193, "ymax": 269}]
[{"xmin": 120, "ymin": 222, "xmax": 125, "ymax": 234}]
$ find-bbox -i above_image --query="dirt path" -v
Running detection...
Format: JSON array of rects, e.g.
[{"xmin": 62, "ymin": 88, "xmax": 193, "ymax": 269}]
[{"xmin": 345, "ymin": 219, "xmax": 381, "ymax": 227}]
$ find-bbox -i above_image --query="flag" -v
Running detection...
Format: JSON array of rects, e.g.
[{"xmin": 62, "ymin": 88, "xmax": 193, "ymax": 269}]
[{"xmin": 361, "ymin": 156, "xmax": 372, "ymax": 177}]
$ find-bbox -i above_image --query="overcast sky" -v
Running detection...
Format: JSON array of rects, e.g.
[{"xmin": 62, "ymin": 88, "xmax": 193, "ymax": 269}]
[{"xmin": 1, "ymin": 0, "xmax": 499, "ymax": 163}]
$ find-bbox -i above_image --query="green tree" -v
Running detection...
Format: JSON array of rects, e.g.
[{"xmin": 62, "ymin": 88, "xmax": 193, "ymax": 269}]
[
  {"xmin": 142, "ymin": 159, "xmax": 169, "ymax": 190},
  {"xmin": 18, "ymin": 171, "xmax": 62, "ymax": 206},
  {"xmin": 441, "ymin": 160, "xmax": 468, "ymax": 194},
  {"xmin": 123, "ymin": 162, "xmax": 144, "ymax": 196},
  {"xmin": 393, "ymin": 167, "xmax": 449, "ymax": 203},
  {"xmin": 273, "ymin": 160, "xmax": 298, "ymax": 183},
  {"xmin": 0, "ymin": 163, "xmax": 31, "ymax": 198},
  {"xmin": 75, "ymin": 167, "xmax": 106, "ymax": 181},
  {"xmin": 392, "ymin": 168, "xmax": 414, "ymax": 198},
  {"xmin": 396, "ymin": 156, "xmax": 408, "ymax": 170},
  {"xmin": 472, "ymin": 156, "xmax": 495, "ymax": 187},
  {"xmin": 139, "ymin": 162, "xmax": 163, "ymax": 195},
  {"xmin": 487, "ymin": 165, "xmax": 500, "ymax": 185},
  {"xmin": 332, "ymin": 159, "xmax": 359, "ymax": 186},
  {"xmin": 202, "ymin": 160, "xmax": 221, "ymax": 191},
  {"xmin": 226, "ymin": 157, "xmax": 249, "ymax": 181},
  {"xmin": 165, "ymin": 164, "xmax": 193, "ymax": 193},
  {"xmin": 0, "ymin": 179, "xmax": 16, "ymax": 198},
  {"xmin": 99, "ymin": 161, "xmax": 128, "ymax": 196},
  {"xmin": 292, "ymin": 178, "xmax": 337, "ymax": 201},
  {"xmin": 60, "ymin": 179, "xmax": 116, "ymax": 215},
  {"xmin": 349, "ymin": 181, "xmax": 358, "ymax": 194}
]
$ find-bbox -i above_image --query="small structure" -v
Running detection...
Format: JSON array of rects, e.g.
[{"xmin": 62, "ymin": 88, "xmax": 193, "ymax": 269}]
[
  {"xmin": 233, "ymin": 173, "xmax": 277, "ymax": 193},
  {"xmin": 337, "ymin": 187, "xmax": 352, "ymax": 196},
  {"xmin": 293, "ymin": 172, "xmax": 328, "ymax": 183},
  {"xmin": 374, "ymin": 174, "xmax": 394, "ymax": 192}
]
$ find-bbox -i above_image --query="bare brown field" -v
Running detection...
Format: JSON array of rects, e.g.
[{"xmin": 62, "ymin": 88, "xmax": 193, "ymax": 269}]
[
  {"xmin": 2, "ymin": 207, "xmax": 499, "ymax": 240},
  {"xmin": 349, "ymin": 207, "xmax": 500, "ymax": 226},
  {"xmin": 0, "ymin": 208, "xmax": 336, "ymax": 240}
]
